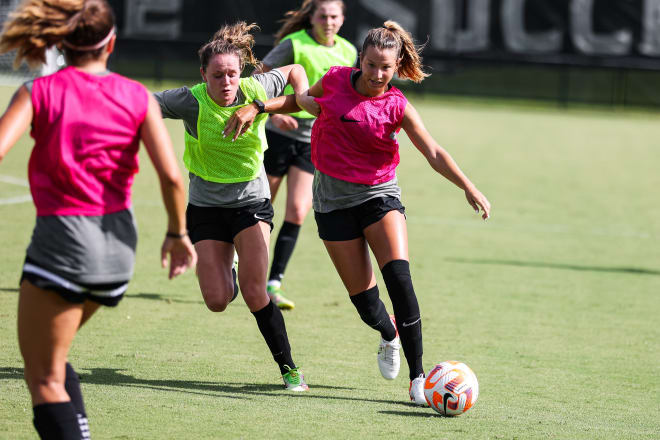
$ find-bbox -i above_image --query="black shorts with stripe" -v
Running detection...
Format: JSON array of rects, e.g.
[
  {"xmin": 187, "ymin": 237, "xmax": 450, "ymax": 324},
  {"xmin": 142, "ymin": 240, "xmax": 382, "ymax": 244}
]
[
  {"xmin": 21, "ymin": 257, "xmax": 128, "ymax": 307},
  {"xmin": 186, "ymin": 199, "xmax": 274, "ymax": 244}
]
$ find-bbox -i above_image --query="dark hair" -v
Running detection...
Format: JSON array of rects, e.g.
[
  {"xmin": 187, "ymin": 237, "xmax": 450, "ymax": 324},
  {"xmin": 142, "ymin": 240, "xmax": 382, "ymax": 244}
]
[
  {"xmin": 0, "ymin": 0, "xmax": 115, "ymax": 69},
  {"xmin": 274, "ymin": 0, "xmax": 345, "ymax": 45},
  {"xmin": 361, "ymin": 21, "xmax": 429, "ymax": 83},
  {"xmin": 198, "ymin": 22, "xmax": 261, "ymax": 72}
]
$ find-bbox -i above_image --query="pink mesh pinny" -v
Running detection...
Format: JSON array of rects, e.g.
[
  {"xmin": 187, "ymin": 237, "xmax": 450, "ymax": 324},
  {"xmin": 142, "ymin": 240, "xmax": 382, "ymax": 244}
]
[
  {"xmin": 29, "ymin": 67, "xmax": 149, "ymax": 216},
  {"xmin": 311, "ymin": 66, "xmax": 408, "ymax": 185}
]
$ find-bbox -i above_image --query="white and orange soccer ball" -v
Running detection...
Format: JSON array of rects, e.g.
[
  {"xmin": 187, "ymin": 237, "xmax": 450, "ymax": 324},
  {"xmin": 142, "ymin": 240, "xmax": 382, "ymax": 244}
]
[{"xmin": 424, "ymin": 361, "xmax": 479, "ymax": 416}]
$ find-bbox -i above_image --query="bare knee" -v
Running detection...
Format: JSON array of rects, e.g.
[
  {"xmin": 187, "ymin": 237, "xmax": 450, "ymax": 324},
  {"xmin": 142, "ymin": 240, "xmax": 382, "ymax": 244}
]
[
  {"xmin": 24, "ymin": 370, "xmax": 66, "ymax": 402},
  {"xmin": 205, "ymin": 299, "xmax": 228, "ymax": 313},
  {"xmin": 239, "ymin": 281, "xmax": 268, "ymax": 312},
  {"xmin": 200, "ymin": 285, "xmax": 233, "ymax": 313},
  {"xmin": 286, "ymin": 204, "xmax": 308, "ymax": 225}
]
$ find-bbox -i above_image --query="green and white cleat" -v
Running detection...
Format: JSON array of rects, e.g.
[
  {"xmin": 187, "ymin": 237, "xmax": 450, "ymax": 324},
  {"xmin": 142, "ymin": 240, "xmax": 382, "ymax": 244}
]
[
  {"xmin": 282, "ymin": 365, "xmax": 308, "ymax": 392},
  {"xmin": 267, "ymin": 285, "xmax": 295, "ymax": 310}
]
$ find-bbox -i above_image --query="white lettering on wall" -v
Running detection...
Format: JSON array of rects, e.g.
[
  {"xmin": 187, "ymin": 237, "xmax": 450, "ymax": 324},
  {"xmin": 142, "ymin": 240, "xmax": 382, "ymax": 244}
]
[
  {"xmin": 570, "ymin": 0, "xmax": 632, "ymax": 55},
  {"xmin": 124, "ymin": 0, "xmax": 182, "ymax": 39},
  {"xmin": 431, "ymin": 0, "xmax": 491, "ymax": 52},
  {"xmin": 501, "ymin": 0, "xmax": 562, "ymax": 53},
  {"xmin": 640, "ymin": 0, "xmax": 660, "ymax": 55}
]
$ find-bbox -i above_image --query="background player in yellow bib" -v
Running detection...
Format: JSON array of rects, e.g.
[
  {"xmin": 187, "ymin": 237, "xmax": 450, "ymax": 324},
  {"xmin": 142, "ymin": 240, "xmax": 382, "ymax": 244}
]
[
  {"xmin": 154, "ymin": 22, "xmax": 311, "ymax": 391},
  {"xmin": 260, "ymin": 0, "xmax": 357, "ymax": 309}
]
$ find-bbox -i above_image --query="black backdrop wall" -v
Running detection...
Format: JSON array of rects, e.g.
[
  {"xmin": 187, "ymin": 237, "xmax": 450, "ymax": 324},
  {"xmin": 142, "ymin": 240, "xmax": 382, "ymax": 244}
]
[{"xmin": 105, "ymin": 0, "xmax": 660, "ymax": 107}]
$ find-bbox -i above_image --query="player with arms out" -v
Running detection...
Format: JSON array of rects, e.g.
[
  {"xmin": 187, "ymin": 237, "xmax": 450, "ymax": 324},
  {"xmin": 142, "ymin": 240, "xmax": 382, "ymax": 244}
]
[
  {"xmin": 153, "ymin": 22, "xmax": 310, "ymax": 391},
  {"xmin": 260, "ymin": 0, "xmax": 357, "ymax": 309},
  {"xmin": 296, "ymin": 21, "xmax": 491, "ymax": 404},
  {"xmin": 0, "ymin": 0, "xmax": 196, "ymax": 438}
]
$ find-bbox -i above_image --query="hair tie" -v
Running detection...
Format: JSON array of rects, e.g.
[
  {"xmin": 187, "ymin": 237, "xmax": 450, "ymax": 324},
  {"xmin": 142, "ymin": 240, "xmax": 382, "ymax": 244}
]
[{"xmin": 62, "ymin": 27, "xmax": 115, "ymax": 51}]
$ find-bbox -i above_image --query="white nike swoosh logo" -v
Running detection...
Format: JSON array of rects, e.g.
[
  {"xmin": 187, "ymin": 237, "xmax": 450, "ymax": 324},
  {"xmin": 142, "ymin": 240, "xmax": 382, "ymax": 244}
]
[{"xmin": 401, "ymin": 318, "xmax": 421, "ymax": 327}]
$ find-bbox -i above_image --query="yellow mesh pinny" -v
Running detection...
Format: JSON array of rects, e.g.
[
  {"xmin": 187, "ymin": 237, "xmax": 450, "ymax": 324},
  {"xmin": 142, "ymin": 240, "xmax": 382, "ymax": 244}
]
[{"xmin": 184, "ymin": 78, "xmax": 268, "ymax": 183}]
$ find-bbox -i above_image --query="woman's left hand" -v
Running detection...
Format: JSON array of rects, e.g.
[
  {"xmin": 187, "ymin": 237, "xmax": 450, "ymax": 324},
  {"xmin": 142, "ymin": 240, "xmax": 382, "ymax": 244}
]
[
  {"xmin": 223, "ymin": 104, "xmax": 259, "ymax": 141},
  {"xmin": 465, "ymin": 185, "xmax": 491, "ymax": 220}
]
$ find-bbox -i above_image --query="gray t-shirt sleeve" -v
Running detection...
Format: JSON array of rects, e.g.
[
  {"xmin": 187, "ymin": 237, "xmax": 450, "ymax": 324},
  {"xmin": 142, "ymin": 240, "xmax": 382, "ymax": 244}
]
[
  {"xmin": 153, "ymin": 87, "xmax": 199, "ymax": 137},
  {"xmin": 262, "ymin": 40, "xmax": 294, "ymax": 68},
  {"xmin": 23, "ymin": 80, "xmax": 34, "ymax": 94},
  {"xmin": 252, "ymin": 70, "xmax": 287, "ymax": 99}
]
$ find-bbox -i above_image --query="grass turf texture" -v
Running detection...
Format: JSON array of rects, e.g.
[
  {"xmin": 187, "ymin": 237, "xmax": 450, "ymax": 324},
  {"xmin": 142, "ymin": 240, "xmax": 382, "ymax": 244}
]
[{"xmin": 0, "ymin": 84, "xmax": 659, "ymax": 439}]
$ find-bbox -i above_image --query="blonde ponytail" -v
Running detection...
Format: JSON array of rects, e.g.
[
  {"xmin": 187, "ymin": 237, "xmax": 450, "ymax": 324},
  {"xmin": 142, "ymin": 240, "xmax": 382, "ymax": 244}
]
[{"xmin": 361, "ymin": 21, "xmax": 429, "ymax": 83}]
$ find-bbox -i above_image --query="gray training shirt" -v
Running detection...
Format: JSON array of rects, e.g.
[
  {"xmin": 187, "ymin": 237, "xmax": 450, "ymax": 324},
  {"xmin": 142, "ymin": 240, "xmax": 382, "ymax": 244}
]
[
  {"xmin": 262, "ymin": 38, "xmax": 314, "ymax": 143},
  {"xmin": 154, "ymin": 70, "xmax": 287, "ymax": 208}
]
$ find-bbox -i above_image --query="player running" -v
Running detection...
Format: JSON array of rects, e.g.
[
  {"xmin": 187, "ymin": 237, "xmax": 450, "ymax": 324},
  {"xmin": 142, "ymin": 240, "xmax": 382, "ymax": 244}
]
[
  {"xmin": 295, "ymin": 21, "xmax": 491, "ymax": 404},
  {"xmin": 260, "ymin": 0, "xmax": 357, "ymax": 309},
  {"xmin": 153, "ymin": 22, "xmax": 310, "ymax": 392},
  {"xmin": 0, "ymin": 0, "xmax": 196, "ymax": 438}
]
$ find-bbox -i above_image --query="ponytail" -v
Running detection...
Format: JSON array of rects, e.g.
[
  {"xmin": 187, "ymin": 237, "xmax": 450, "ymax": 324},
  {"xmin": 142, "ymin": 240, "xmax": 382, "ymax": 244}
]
[
  {"xmin": 0, "ymin": 0, "xmax": 115, "ymax": 69},
  {"xmin": 199, "ymin": 22, "xmax": 261, "ymax": 72},
  {"xmin": 361, "ymin": 21, "xmax": 429, "ymax": 83},
  {"xmin": 274, "ymin": 0, "xmax": 345, "ymax": 45}
]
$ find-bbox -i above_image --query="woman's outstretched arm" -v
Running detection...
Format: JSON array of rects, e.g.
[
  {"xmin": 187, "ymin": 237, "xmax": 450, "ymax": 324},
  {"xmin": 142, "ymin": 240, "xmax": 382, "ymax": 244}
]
[{"xmin": 401, "ymin": 101, "xmax": 491, "ymax": 220}]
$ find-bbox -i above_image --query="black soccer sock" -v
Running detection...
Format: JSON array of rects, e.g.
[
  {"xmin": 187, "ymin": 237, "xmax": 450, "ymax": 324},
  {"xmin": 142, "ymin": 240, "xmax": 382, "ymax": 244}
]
[
  {"xmin": 33, "ymin": 402, "xmax": 82, "ymax": 440},
  {"xmin": 65, "ymin": 363, "xmax": 90, "ymax": 439},
  {"xmin": 231, "ymin": 267, "xmax": 239, "ymax": 302},
  {"xmin": 349, "ymin": 285, "xmax": 397, "ymax": 342},
  {"xmin": 268, "ymin": 221, "xmax": 301, "ymax": 283},
  {"xmin": 381, "ymin": 260, "xmax": 424, "ymax": 380},
  {"xmin": 252, "ymin": 300, "xmax": 296, "ymax": 374}
]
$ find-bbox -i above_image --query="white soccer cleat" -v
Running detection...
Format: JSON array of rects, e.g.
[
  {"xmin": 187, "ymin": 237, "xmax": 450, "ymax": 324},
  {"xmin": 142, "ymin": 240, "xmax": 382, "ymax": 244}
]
[
  {"xmin": 409, "ymin": 375, "xmax": 429, "ymax": 406},
  {"xmin": 377, "ymin": 335, "xmax": 401, "ymax": 380}
]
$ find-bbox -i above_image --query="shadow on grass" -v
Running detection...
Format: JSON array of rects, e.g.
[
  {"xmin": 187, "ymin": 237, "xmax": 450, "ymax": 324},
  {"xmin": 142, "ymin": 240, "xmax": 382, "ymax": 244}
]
[
  {"xmin": 379, "ymin": 409, "xmax": 439, "ymax": 418},
  {"xmin": 0, "ymin": 287, "xmax": 18, "ymax": 293},
  {"xmin": 447, "ymin": 258, "xmax": 660, "ymax": 276},
  {"xmin": 81, "ymin": 368, "xmax": 410, "ymax": 407},
  {"xmin": 1, "ymin": 366, "xmax": 414, "ymax": 409},
  {"xmin": 126, "ymin": 292, "xmax": 203, "ymax": 305}
]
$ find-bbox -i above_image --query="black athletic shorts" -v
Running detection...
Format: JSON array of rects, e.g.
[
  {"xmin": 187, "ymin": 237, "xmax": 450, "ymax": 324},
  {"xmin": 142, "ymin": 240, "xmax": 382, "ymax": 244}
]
[
  {"xmin": 264, "ymin": 129, "xmax": 314, "ymax": 176},
  {"xmin": 20, "ymin": 257, "xmax": 128, "ymax": 307},
  {"xmin": 186, "ymin": 199, "xmax": 274, "ymax": 244},
  {"xmin": 314, "ymin": 196, "xmax": 406, "ymax": 241}
]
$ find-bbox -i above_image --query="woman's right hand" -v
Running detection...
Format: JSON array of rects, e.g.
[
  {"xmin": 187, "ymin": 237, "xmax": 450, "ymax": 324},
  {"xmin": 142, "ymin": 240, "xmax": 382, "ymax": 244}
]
[
  {"xmin": 464, "ymin": 185, "xmax": 491, "ymax": 220},
  {"xmin": 269, "ymin": 114, "xmax": 298, "ymax": 131},
  {"xmin": 161, "ymin": 235, "xmax": 197, "ymax": 279}
]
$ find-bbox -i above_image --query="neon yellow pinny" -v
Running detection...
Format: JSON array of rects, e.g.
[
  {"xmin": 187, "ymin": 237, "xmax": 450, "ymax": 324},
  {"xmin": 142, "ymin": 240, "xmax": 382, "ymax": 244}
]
[{"xmin": 185, "ymin": 78, "xmax": 268, "ymax": 183}]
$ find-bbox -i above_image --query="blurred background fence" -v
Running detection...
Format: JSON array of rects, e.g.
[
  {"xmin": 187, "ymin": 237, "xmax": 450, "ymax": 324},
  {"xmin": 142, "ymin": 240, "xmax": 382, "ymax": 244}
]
[{"xmin": 3, "ymin": 0, "xmax": 660, "ymax": 107}]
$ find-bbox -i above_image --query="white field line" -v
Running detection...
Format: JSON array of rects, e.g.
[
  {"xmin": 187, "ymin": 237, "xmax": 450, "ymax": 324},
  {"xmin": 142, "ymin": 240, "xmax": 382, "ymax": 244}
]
[
  {"xmin": 0, "ymin": 174, "xmax": 31, "ymax": 205},
  {"xmin": 407, "ymin": 217, "xmax": 655, "ymax": 240},
  {"xmin": 0, "ymin": 195, "xmax": 32, "ymax": 205},
  {"xmin": 0, "ymin": 175, "xmax": 29, "ymax": 187}
]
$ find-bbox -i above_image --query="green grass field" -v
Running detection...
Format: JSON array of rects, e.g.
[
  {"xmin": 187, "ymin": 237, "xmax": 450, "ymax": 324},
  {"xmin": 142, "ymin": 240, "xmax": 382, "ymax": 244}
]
[{"xmin": 0, "ymin": 84, "xmax": 658, "ymax": 439}]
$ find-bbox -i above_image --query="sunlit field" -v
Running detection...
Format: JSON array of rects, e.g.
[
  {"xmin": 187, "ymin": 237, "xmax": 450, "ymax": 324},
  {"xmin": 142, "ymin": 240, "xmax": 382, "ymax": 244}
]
[{"xmin": 1, "ymin": 84, "xmax": 658, "ymax": 439}]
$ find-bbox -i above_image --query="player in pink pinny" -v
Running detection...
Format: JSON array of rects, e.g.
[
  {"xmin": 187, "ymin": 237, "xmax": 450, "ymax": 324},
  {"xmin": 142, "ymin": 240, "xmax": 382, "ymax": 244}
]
[
  {"xmin": 297, "ymin": 21, "xmax": 491, "ymax": 405},
  {"xmin": 0, "ymin": 1, "xmax": 196, "ymax": 438}
]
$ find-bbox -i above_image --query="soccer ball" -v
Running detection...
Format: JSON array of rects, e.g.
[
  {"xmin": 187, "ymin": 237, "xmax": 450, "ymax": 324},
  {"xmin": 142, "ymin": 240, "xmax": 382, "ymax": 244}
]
[{"xmin": 423, "ymin": 361, "xmax": 479, "ymax": 416}]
